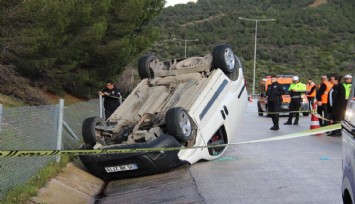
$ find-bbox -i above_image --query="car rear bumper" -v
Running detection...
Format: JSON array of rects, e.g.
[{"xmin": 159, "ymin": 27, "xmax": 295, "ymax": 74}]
[{"xmin": 79, "ymin": 134, "xmax": 189, "ymax": 180}]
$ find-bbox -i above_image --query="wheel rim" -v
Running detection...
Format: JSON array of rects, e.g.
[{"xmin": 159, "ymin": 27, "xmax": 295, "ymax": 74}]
[
  {"xmin": 179, "ymin": 111, "xmax": 191, "ymax": 137},
  {"xmin": 224, "ymin": 48, "xmax": 235, "ymax": 71}
]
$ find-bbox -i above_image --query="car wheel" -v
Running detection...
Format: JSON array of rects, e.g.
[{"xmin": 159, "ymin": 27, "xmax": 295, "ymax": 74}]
[
  {"xmin": 257, "ymin": 102, "xmax": 263, "ymax": 116},
  {"xmin": 208, "ymin": 127, "xmax": 227, "ymax": 156},
  {"xmin": 303, "ymin": 112, "xmax": 309, "ymax": 116},
  {"xmin": 166, "ymin": 107, "xmax": 192, "ymax": 143},
  {"xmin": 82, "ymin": 116, "xmax": 106, "ymax": 147},
  {"xmin": 138, "ymin": 54, "xmax": 155, "ymax": 79},
  {"xmin": 266, "ymin": 105, "xmax": 271, "ymax": 117},
  {"xmin": 212, "ymin": 44, "xmax": 237, "ymax": 75}
]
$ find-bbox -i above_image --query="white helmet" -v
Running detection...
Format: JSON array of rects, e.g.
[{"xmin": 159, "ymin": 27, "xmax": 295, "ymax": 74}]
[
  {"xmin": 292, "ymin": 76, "xmax": 299, "ymax": 81},
  {"xmin": 344, "ymin": 74, "xmax": 352, "ymax": 79}
]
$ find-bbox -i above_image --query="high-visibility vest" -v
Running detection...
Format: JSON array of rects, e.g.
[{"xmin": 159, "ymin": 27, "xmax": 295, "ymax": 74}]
[
  {"xmin": 343, "ymin": 83, "xmax": 352, "ymax": 100},
  {"xmin": 289, "ymin": 82, "xmax": 306, "ymax": 92},
  {"xmin": 306, "ymin": 83, "xmax": 316, "ymax": 97},
  {"xmin": 289, "ymin": 82, "xmax": 306, "ymax": 99},
  {"xmin": 321, "ymin": 81, "xmax": 333, "ymax": 104}
]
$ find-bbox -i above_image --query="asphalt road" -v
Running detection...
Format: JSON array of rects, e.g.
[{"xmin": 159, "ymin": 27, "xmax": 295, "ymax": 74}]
[{"xmin": 97, "ymin": 101, "xmax": 343, "ymax": 204}]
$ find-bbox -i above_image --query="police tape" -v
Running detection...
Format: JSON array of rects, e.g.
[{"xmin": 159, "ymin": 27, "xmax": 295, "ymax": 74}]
[
  {"xmin": 256, "ymin": 109, "xmax": 337, "ymax": 122},
  {"xmin": 310, "ymin": 111, "xmax": 333, "ymax": 122},
  {"xmin": 236, "ymin": 123, "xmax": 340, "ymax": 144},
  {"xmin": 0, "ymin": 124, "xmax": 341, "ymax": 158}
]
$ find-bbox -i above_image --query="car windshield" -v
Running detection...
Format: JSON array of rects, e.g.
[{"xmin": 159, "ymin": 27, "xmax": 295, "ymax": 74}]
[{"xmin": 281, "ymin": 84, "xmax": 291, "ymax": 94}]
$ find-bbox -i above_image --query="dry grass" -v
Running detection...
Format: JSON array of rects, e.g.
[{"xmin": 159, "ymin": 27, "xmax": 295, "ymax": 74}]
[
  {"xmin": 44, "ymin": 91, "xmax": 85, "ymax": 105},
  {"xmin": 0, "ymin": 65, "xmax": 85, "ymax": 106},
  {"xmin": 0, "ymin": 65, "xmax": 50, "ymax": 106},
  {"xmin": 308, "ymin": 0, "xmax": 327, "ymax": 8},
  {"xmin": 115, "ymin": 66, "xmax": 140, "ymax": 97},
  {"xmin": 0, "ymin": 93, "xmax": 25, "ymax": 107}
]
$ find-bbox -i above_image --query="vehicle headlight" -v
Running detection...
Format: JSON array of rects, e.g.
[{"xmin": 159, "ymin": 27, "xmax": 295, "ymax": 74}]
[{"xmin": 345, "ymin": 110, "xmax": 353, "ymax": 119}]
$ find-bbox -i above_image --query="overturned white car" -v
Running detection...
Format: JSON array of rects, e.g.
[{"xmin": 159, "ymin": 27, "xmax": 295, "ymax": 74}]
[{"xmin": 79, "ymin": 44, "xmax": 248, "ymax": 180}]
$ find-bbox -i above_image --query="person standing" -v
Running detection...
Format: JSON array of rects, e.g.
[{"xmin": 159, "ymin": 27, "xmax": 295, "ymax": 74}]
[
  {"xmin": 343, "ymin": 74, "xmax": 353, "ymax": 105},
  {"xmin": 99, "ymin": 81, "xmax": 121, "ymax": 120},
  {"xmin": 284, "ymin": 76, "xmax": 306, "ymax": 125},
  {"xmin": 306, "ymin": 79, "xmax": 316, "ymax": 110},
  {"xmin": 266, "ymin": 75, "xmax": 285, "ymax": 130},
  {"xmin": 316, "ymin": 75, "xmax": 333, "ymax": 126},
  {"xmin": 327, "ymin": 75, "xmax": 346, "ymax": 136}
]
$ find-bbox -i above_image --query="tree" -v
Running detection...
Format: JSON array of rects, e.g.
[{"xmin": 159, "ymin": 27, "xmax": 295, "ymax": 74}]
[{"xmin": 0, "ymin": 0, "xmax": 164, "ymax": 96}]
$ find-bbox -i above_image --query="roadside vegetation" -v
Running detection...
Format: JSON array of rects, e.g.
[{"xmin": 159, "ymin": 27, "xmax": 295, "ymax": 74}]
[
  {"xmin": 0, "ymin": 0, "xmax": 165, "ymax": 102},
  {"xmin": 151, "ymin": 0, "xmax": 355, "ymax": 86},
  {"xmin": 0, "ymin": 93, "xmax": 25, "ymax": 107},
  {"xmin": 1, "ymin": 0, "xmax": 354, "ymax": 101},
  {"xmin": 0, "ymin": 156, "xmax": 71, "ymax": 204}
]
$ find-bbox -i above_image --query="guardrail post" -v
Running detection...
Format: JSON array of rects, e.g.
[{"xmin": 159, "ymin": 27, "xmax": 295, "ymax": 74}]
[
  {"xmin": 56, "ymin": 99, "xmax": 64, "ymax": 163},
  {"xmin": 99, "ymin": 95, "xmax": 103, "ymax": 119}
]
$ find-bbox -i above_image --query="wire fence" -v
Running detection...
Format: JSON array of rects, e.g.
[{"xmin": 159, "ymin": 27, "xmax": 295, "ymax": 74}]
[{"xmin": 0, "ymin": 99, "xmax": 99, "ymax": 199}]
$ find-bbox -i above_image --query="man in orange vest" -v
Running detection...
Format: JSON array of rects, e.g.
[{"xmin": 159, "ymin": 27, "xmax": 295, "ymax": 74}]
[
  {"xmin": 316, "ymin": 75, "xmax": 333, "ymax": 126},
  {"xmin": 306, "ymin": 79, "xmax": 316, "ymax": 110}
]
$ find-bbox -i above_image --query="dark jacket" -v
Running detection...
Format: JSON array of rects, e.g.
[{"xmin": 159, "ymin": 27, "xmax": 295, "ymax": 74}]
[
  {"xmin": 316, "ymin": 83, "xmax": 326, "ymax": 102},
  {"xmin": 266, "ymin": 82, "xmax": 285, "ymax": 103},
  {"xmin": 102, "ymin": 86, "xmax": 121, "ymax": 110},
  {"xmin": 327, "ymin": 83, "xmax": 346, "ymax": 118}
]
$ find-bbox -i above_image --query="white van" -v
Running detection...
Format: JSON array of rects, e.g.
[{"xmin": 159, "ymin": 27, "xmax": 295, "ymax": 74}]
[
  {"xmin": 341, "ymin": 73, "xmax": 355, "ymax": 203},
  {"xmin": 79, "ymin": 44, "xmax": 248, "ymax": 180}
]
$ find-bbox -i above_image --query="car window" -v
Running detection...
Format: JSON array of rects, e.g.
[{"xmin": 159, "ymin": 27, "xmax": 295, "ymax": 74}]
[{"xmin": 281, "ymin": 84, "xmax": 290, "ymax": 94}]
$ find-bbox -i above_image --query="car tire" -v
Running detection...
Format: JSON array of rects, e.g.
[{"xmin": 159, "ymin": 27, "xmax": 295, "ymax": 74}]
[
  {"xmin": 212, "ymin": 44, "xmax": 237, "ymax": 75},
  {"xmin": 257, "ymin": 102, "xmax": 263, "ymax": 116},
  {"xmin": 138, "ymin": 54, "xmax": 155, "ymax": 79},
  {"xmin": 82, "ymin": 116, "xmax": 106, "ymax": 147},
  {"xmin": 166, "ymin": 107, "xmax": 193, "ymax": 143},
  {"xmin": 266, "ymin": 105, "xmax": 271, "ymax": 117}
]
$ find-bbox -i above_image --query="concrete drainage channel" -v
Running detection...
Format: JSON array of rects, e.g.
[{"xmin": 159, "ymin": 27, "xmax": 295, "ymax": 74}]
[
  {"xmin": 29, "ymin": 160, "xmax": 105, "ymax": 204},
  {"xmin": 30, "ymin": 161, "xmax": 204, "ymax": 203},
  {"xmin": 94, "ymin": 167, "xmax": 204, "ymax": 203}
]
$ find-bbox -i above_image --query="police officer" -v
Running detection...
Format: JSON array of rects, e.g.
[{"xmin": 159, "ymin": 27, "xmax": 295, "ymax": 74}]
[
  {"xmin": 266, "ymin": 75, "xmax": 285, "ymax": 130},
  {"xmin": 343, "ymin": 74, "xmax": 352, "ymax": 105},
  {"xmin": 99, "ymin": 81, "xmax": 121, "ymax": 120},
  {"xmin": 284, "ymin": 76, "xmax": 306, "ymax": 125},
  {"xmin": 327, "ymin": 74, "xmax": 346, "ymax": 136}
]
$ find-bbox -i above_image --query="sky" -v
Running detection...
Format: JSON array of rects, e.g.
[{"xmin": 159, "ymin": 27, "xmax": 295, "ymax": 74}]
[{"xmin": 165, "ymin": 0, "xmax": 197, "ymax": 7}]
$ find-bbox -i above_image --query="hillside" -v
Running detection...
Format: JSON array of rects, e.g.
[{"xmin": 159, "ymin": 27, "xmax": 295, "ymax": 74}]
[
  {"xmin": 0, "ymin": 0, "xmax": 164, "ymax": 101},
  {"xmin": 0, "ymin": 65, "xmax": 50, "ymax": 106},
  {"xmin": 0, "ymin": 0, "xmax": 354, "ymax": 104},
  {"xmin": 149, "ymin": 0, "xmax": 355, "ymax": 87}
]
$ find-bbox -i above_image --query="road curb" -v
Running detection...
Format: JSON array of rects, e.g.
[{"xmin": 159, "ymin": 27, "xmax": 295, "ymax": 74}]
[{"xmin": 29, "ymin": 162, "xmax": 104, "ymax": 204}]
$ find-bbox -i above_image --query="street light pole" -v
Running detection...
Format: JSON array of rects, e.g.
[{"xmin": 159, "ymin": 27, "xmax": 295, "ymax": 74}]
[
  {"xmin": 238, "ymin": 17, "xmax": 275, "ymax": 95},
  {"xmin": 173, "ymin": 38, "xmax": 199, "ymax": 58}
]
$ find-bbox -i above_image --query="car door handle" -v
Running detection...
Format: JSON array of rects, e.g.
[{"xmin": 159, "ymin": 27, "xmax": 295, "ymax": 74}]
[
  {"xmin": 223, "ymin": 105, "xmax": 229, "ymax": 115},
  {"xmin": 220, "ymin": 110, "xmax": 226, "ymax": 120}
]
